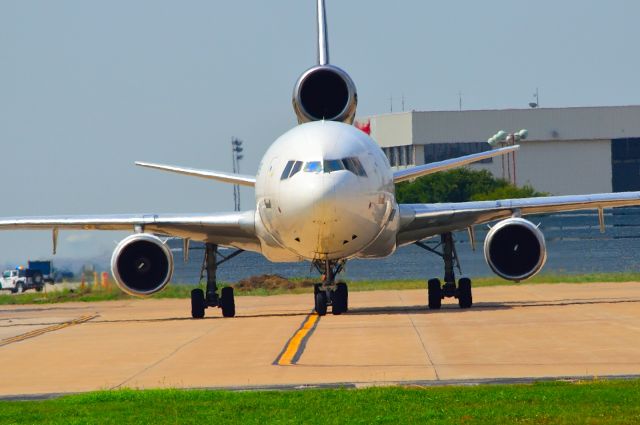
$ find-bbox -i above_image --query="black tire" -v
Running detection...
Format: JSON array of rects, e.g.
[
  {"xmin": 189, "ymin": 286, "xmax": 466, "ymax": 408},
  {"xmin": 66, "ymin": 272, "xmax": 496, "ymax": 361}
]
[
  {"xmin": 15, "ymin": 283, "xmax": 25, "ymax": 294},
  {"xmin": 36, "ymin": 285, "xmax": 43, "ymax": 292},
  {"xmin": 458, "ymin": 278, "xmax": 473, "ymax": 309},
  {"xmin": 191, "ymin": 289, "xmax": 206, "ymax": 319},
  {"xmin": 427, "ymin": 278, "xmax": 442, "ymax": 310},
  {"xmin": 332, "ymin": 283, "xmax": 348, "ymax": 315},
  {"xmin": 315, "ymin": 291, "xmax": 328, "ymax": 316},
  {"xmin": 338, "ymin": 282, "xmax": 349, "ymax": 312},
  {"xmin": 220, "ymin": 287, "xmax": 236, "ymax": 318},
  {"xmin": 32, "ymin": 272, "xmax": 43, "ymax": 285}
]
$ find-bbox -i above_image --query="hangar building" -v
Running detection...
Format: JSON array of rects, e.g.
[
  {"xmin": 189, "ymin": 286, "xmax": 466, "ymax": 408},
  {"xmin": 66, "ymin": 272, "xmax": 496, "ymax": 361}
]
[{"xmin": 358, "ymin": 105, "xmax": 640, "ymax": 195}]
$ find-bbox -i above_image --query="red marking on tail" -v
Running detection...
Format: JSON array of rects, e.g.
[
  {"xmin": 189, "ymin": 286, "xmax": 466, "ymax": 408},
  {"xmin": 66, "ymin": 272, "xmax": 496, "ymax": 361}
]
[{"xmin": 355, "ymin": 120, "xmax": 371, "ymax": 135}]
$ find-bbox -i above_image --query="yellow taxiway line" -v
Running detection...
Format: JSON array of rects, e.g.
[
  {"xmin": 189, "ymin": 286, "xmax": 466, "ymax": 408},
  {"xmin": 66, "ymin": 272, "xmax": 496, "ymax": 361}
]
[
  {"xmin": 274, "ymin": 312, "xmax": 320, "ymax": 366},
  {"xmin": 0, "ymin": 314, "xmax": 98, "ymax": 348}
]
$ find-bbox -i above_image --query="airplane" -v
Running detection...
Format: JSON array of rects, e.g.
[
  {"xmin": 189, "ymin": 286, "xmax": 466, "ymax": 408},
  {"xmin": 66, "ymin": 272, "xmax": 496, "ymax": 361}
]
[{"xmin": 3, "ymin": 0, "xmax": 640, "ymax": 318}]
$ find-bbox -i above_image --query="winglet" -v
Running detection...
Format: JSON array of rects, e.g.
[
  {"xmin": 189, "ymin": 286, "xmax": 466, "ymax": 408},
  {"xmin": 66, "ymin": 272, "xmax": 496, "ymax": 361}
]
[
  {"xmin": 317, "ymin": 0, "xmax": 329, "ymax": 65},
  {"xmin": 135, "ymin": 161, "xmax": 256, "ymax": 187}
]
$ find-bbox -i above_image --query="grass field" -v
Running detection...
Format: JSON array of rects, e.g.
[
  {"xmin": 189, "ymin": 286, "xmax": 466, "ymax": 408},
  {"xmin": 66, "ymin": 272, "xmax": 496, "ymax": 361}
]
[
  {"xmin": 1, "ymin": 379, "xmax": 639, "ymax": 424},
  {"xmin": 1, "ymin": 272, "xmax": 640, "ymax": 305}
]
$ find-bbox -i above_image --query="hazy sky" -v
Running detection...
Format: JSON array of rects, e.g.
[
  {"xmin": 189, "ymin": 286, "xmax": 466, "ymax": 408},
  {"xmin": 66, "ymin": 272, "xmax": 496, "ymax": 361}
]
[{"xmin": 1, "ymin": 0, "xmax": 640, "ymax": 264}]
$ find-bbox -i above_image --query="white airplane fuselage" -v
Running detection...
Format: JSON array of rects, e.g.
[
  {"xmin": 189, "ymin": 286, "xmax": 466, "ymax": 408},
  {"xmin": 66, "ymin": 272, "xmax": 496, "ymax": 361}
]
[{"xmin": 255, "ymin": 121, "xmax": 400, "ymax": 262}]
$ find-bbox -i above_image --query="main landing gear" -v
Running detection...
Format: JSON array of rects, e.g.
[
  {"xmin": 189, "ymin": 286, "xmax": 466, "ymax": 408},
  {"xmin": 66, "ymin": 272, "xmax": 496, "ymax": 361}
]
[
  {"xmin": 312, "ymin": 259, "xmax": 348, "ymax": 316},
  {"xmin": 416, "ymin": 232, "xmax": 473, "ymax": 310},
  {"xmin": 191, "ymin": 243, "xmax": 244, "ymax": 319}
]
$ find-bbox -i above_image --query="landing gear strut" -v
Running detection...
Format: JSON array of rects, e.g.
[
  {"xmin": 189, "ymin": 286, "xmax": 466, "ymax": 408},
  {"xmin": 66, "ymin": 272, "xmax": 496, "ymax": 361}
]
[
  {"xmin": 190, "ymin": 243, "xmax": 243, "ymax": 319},
  {"xmin": 416, "ymin": 232, "xmax": 473, "ymax": 310},
  {"xmin": 312, "ymin": 259, "xmax": 348, "ymax": 316}
]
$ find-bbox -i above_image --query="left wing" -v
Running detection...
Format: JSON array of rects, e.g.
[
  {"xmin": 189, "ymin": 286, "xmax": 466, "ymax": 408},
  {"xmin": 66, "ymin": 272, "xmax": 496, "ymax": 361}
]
[
  {"xmin": 0, "ymin": 211, "xmax": 260, "ymax": 252},
  {"xmin": 397, "ymin": 191, "xmax": 640, "ymax": 246},
  {"xmin": 393, "ymin": 145, "xmax": 519, "ymax": 183}
]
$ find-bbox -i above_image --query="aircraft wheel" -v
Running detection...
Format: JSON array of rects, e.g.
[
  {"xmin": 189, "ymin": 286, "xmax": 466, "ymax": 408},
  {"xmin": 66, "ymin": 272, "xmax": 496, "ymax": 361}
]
[
  {"xmin": 458, "ymin": 278, "xmax": 473, "ymax": 309},
  {"xmin": 427, "ymin": 278, "xmax": 442, "ymax": 310},
  {"xmin": 191, "ymin": 289, "xmax": 206, "ymax": 319},
  {"xmin": 220, "ymin": 287, "xmax": 236, "ymax": 318},
  {"xmin": 315, "ymin": 291, "xmax": 328, "ymax": 316},
  {"xmin": 332, "ymin": 283, "xmax": 348, "ymax": 315},
  {"xmin": 337, "ymin": 282, "xmax": 348, "ymax": 312}
]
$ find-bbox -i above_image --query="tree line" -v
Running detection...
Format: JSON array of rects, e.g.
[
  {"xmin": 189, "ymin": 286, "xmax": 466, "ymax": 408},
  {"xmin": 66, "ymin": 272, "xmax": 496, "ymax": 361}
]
[{"xmin": 395, "ymin": 168, "xmax": 547, "ymax": 204}]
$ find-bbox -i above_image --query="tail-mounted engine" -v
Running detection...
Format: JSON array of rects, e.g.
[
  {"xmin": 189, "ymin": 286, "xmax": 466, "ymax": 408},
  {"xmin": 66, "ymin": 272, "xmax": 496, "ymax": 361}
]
[
  {"xmin": 292, "ymin": 65, "xmax": 358, "ymax": 124},
  {"xmin": 111, "ymin": 234, "xmax": 174, "ymax": 296},
  {"xmin": 483, "ymin": 218, "xmax": 547, "ymax": 282}
]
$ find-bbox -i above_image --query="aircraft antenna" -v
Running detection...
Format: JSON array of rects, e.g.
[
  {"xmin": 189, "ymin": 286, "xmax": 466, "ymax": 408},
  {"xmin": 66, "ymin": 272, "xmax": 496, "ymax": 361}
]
[{"xmin": 317, "ymin": 0, "xmax": 330, "ymax": 65}]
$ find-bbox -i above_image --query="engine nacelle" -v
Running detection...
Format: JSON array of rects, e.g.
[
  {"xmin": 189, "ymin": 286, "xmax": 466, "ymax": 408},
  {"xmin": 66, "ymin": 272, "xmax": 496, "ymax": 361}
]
[
  {"xmin": 110, "ymin": 234, "xmax": 174, "ymax": 296},
  {"xmin": 292, "ymin": 65, "xmax": 357, "ymax": 124},
  {"xmin": 483, "ymin": 218, "xmax": 547, "ymax": 282}
]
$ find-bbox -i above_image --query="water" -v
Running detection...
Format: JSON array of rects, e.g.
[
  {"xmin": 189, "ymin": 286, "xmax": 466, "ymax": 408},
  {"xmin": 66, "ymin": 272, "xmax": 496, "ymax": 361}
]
[{"xmin": 171, "ymin": 208, "xmax": 640, "ymax": 283}]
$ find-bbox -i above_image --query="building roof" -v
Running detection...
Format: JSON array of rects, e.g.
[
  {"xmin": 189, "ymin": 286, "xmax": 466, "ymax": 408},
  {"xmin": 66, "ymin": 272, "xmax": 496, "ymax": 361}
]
[{"xmin": 359, "ymin": 105, "xmax": 640, "ymax": 147}]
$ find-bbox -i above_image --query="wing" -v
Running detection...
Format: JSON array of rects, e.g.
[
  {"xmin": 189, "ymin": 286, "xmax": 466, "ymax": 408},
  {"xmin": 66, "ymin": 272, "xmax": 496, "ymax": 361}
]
[
  {"xmin": 0, "ymin": 211, "xmax": 260, "ymax": 252},
  {"xmin": 393, "ymin": 145, "xmax": 518, "ymax": 183},
  {"xmin": 397, "ymin": 191, "xmax": 640, "ymax": 246},
  {"xmin": 135, "ymin": 162, "xmax": 256, "ymax": 187}
]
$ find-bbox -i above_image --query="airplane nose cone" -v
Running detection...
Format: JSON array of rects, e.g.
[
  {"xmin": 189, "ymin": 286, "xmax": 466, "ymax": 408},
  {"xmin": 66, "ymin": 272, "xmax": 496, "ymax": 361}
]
[{"xmin": 273, "ymin": 171, "xmax": 384, "ymax": 259}]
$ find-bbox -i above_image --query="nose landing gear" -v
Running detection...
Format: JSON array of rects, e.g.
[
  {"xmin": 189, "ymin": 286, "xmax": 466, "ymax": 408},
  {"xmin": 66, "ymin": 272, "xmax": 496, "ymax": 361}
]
[{"xmin": 312, "ymin": 259, "xmax": 348, "ymax": 316}]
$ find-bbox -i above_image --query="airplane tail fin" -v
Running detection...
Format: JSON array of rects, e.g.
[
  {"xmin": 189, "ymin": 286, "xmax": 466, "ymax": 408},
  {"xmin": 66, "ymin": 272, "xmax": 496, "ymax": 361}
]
[
  {"xmin": 292, "ymin": 0, "xmax": 358, "ymax": 124},
  {"xmin": 317, "ymin": 0, "xmax": 329, "ymax": 65}
]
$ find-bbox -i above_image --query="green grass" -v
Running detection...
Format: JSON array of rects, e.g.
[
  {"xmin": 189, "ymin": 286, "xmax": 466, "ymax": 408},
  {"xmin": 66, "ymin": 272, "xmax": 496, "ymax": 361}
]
[
  {"xmin": 1, "ymin": 272, "xmax": 640, "ymax": 306},
  {"xmin": 1, "ymin": 379, "xmax": 640, "ymax": 424}
]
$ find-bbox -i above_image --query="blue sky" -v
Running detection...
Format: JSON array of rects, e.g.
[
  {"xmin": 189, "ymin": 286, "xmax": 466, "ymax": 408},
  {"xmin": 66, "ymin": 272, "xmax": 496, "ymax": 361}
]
[{"xmin": 1, "ymin": 0, "xmax": 639, "ymax": 264}]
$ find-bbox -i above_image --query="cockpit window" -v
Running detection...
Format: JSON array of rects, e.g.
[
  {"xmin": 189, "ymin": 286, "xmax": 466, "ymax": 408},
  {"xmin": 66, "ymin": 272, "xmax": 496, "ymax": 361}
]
[
  {"xmin": 280, "ymin": 161, "xmax": 295, "ymax": 180},
  {"xmin": 304, "ymin": 161, "xmax": 323, "ymax": 173},
  {"xmin": 342, "ymin": 157, "xmax": 367, "ymax": 177},
  {"xmin": 282, "ymin": 157, "xmax": 367, "ymax": 178},
  {"xmin": 290, "ymin": 161, "xmax": 303, "ymax": 177},
  {"xmin": 281, "ymin": 160, "xmax": 304, "ymax": 180},
  {"xmin": 323, "ymin": 159, "xmax": 345, "ymax": 173}
]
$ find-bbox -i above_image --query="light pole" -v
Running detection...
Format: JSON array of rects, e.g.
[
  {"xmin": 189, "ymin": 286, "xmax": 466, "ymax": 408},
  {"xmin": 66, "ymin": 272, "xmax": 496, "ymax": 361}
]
[
  {"xmin": 231, "ymin": 138, "xmax": 244, "ymax": 211},
  {"xmin": 488, "ymin": 129, "xmax": 528, "ymax": 186}
]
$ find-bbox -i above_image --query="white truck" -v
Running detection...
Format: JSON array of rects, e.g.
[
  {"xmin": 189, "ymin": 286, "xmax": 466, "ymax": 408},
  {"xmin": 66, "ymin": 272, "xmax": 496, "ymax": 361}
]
[{"xmin": 0, "ymin": 269, "xmax": 45, "ymax": 293}]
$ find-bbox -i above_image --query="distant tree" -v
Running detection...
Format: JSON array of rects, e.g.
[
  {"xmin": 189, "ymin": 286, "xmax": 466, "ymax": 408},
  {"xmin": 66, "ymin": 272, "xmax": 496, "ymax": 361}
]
[{"xmin": 395, "ymin": 169, "xmax": 547, "ymax": 204}]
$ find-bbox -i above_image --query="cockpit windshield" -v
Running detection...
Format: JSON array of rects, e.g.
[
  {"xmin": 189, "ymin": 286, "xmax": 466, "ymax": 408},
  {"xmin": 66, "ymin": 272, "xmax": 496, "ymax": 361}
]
[
  {"xmin": 323, "ymin": 160, "xmax": 344, "ymax": 173},
  {"xmin": 281, "ymin": 157, "xmax": 367, "ymax": 180},
  {"xmin": 303, "ymin": 161, "xmax": 323, "ymax": 173}
]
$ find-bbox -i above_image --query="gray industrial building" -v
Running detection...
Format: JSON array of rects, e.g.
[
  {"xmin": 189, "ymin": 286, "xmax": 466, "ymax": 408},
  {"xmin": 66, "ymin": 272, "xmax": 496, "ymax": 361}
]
[{"xmin": 359, "ymin": 105, "xmax": 640, "ymax": 195}]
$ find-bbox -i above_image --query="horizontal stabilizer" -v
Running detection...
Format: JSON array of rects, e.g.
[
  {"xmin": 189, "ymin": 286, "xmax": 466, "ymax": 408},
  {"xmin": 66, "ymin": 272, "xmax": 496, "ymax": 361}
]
[
  {"xmin": 135, "ymin": 161, "xmax": 255, "ymax": 187},
  {"xmin": 393, "ymin": 145, "xmax": 519, "ymax": 183}
]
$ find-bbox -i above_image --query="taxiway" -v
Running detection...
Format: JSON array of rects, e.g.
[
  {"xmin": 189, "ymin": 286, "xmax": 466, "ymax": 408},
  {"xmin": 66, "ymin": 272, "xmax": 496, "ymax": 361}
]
[{"xmin": 1, "ymin": 282, "xmax": 640, "ymax": 397}]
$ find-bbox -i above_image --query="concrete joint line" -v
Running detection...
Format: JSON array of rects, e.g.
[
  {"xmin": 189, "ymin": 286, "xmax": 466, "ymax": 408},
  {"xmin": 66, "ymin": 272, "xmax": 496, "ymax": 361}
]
[{"xmin": 0, "ymin": 314, "xmax": 98, "ymax": 348}]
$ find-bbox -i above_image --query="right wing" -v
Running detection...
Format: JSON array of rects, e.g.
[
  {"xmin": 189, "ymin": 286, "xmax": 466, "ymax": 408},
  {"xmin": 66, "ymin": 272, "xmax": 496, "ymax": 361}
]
[
  {"xmin": 393, "ymin": 145, "xmax": 519, "ymax": 183},
  {"xmin": 398, "ymin": 191, "xmax": 640, "ymax": 246},
  {"xmin": 0, "ymin": 211, "xmax": 260, "ymax": 252},
  {"xmin": 135, "ymin": 162, "xmax": 256, "ymax": 187}
]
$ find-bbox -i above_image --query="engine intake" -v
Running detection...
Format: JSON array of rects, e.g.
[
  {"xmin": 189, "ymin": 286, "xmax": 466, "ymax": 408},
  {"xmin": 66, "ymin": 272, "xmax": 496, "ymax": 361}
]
[
  {"xmin": 293, "ymin": 65, "xmax": 357, "ymax": 124},
  {"xmin": 483, "ymin": 218, "xmax": 547, "ymax": 281},
  {"xmin": 111, "ymin": 234, "xmax": 174, "ymax": 296}
]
